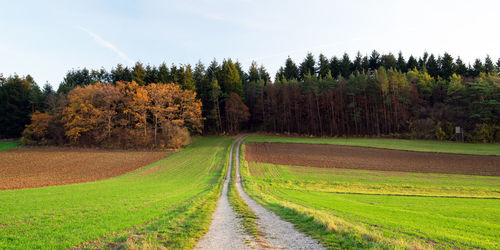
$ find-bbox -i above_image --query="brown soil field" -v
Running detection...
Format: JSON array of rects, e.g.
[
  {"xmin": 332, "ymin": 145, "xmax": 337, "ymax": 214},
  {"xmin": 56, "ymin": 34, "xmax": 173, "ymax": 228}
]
[
  {"xmin": 246, "ymin": 143, "xmax": 500, "ymax": 176},
  {"xmin": 0, "ymin": 147, "xmax": 171, "ymax": 190}
]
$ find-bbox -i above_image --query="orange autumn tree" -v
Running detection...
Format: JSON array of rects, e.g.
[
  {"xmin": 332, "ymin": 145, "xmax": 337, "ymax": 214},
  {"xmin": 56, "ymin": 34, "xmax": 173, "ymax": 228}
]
[
  {"xmin": 21, "ymin": 111, "xmax": 54, "ymax": 145},
  {"xmin": 59, "ymin": 82, "xmax": 202, "ymax": 148}
]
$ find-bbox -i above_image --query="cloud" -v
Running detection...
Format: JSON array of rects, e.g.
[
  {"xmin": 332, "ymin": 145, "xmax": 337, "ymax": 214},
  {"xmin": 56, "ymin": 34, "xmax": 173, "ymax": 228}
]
[{"xmin": 78, "ymin": 27, "xmax": 134, "ymax": 65}]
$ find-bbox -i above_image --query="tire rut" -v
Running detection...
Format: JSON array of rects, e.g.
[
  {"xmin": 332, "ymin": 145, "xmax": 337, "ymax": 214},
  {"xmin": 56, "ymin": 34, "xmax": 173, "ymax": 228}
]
[
  {"xmin": 195, "ymin": 139, "xmax": 257, "ymax": 250},
  {"xmin": 234, "ymin": 137, "xmax": 325, "ymax": 250}
]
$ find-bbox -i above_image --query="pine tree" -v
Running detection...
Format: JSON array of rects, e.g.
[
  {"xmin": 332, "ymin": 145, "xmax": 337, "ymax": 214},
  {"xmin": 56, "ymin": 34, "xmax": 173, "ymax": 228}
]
[
  {"xmin": 484, "ymin": 55, "xmax": 496, "ymax": 74},
  {"xmin": 234, "ymin": 61, "xmax": 247, "ymax": 86},
  {"xmin": 219, "ymin": 59, "xmax": 243, "ymax": 96},
  {"xmin": 455, "ymin": 57, "xmax": 468, "ymax": 77},
  {"xmin": 248, "ymin": 61, "xmax": 260, "ymax": 82},
  {"xmin": 329, "ymin": 56, "xmax": 341, "ymax": 77},
  {"xmin": 284, "ymin": 57, "xmax": 299, "ymax": 80},
  {"xmin": 369, "ymin": 50, "xmax": 381, "ymax": 70},
  {"xmin": 439, "ymin": 53, "xmax": 455, "ymax": 79},
  {"xmin": 193, "ymin": 61, "xmax": 206, "ymax": 92},
  {"xmin": 471, "ymin": 59, "xmax": 484, "ymax": 77},
  {"xmin": 158, "ymin": 62, "xmax": 170, "ymax": 83},
  {"xmin": 396, "ymin": 52, "xmax": 407, "ymax": 72},
  {"xmin": 353, "ymin": 52, "xmax": 363, "ymax": 73},
  {"xmin": 318, "ymin": 54, "xmax": 330, "ymax": 78},
  {"xmin": 381, "ymin": 53, "xmax": 397, "ymax": 70},
  {"xmin": 426, "ymin": 54, "xmax": 439, "ymax": 78},
  {"xmin": 407, "ymin": 55, "xmax": 418, "ymax": 71},
  {"xmin": 339, "ymin": 53, "xmax": 352, "ymax": 77},
  {"xmin": 258, "ymin": 65, "xmax": 270, "ymax": 85},
  {"xmin": 181, "ymin": 65, "xmax": 196, "ymax": 91},
  {"xmin": 299, "ymin": 53, "xmax": 316, "ymax": 79},
  {"xmin": 132, "ymin": 62, "xmax": 146, "ymax": 86}
]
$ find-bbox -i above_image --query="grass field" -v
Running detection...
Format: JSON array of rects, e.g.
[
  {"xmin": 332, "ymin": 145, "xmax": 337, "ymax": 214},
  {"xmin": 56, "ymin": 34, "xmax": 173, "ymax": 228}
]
[
  {"xmin": 240, "ymin": 137, "xmax": 500, "ymax": 249},
  {"xmin": 0, "ymin": 137, "xmax": 231, "ymax": 249},
  {"xmin": 0, "ymin": 141, "xmax": 20, "ymax": 151},
  {"xmin": 246, "ymin": 136, "xmax": 500, "ymax": 156}
]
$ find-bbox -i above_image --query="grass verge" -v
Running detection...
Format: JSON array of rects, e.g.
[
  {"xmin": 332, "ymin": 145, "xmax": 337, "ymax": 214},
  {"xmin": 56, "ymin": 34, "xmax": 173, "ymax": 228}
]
[
  {"xmin": 227, "ymin": 139, "xmax": 260, "ymax": 237},
  {"xmin": 246, "ymin": 136, "xmax": 500, "ymax": 156},
  {"xmin": 0, "ymin": 141, "xmax": 20, "ymax": 151}
]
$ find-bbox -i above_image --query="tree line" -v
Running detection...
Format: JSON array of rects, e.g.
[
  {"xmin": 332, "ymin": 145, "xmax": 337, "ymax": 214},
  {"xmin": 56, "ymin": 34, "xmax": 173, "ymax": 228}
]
[{"xmin": 1, "ymin": 50, "xmax": 499, "ymax": 145}]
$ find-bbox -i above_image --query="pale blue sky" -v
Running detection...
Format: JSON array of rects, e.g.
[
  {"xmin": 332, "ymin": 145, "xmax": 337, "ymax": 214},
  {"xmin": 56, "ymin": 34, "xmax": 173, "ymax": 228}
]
[{"xmin": 1, "ymin": 0, "xmax": 499, "ymax": 88}]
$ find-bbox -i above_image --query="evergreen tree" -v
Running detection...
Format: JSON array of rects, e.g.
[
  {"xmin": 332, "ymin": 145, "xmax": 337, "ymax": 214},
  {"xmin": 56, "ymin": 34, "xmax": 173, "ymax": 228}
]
[
  {"xmin": 396, "ymin": 52, "xmax": 407, "ymax": 72},
  {"xmin": 158, "ymin": 62, "xmax": 171, "ymax": 83},
  {"xmin": 193, "ymin": 61, "xmax": 206, "ymax": 91},
  {"xmin": 28, "ymin": 79, "xmax": 43, "ymax": 113},
  {"xmin": 361, "ymin": 55, "xmax": 370, "ymax": 72},
  {"xmin": 181, "ymin": 65, "xmax": 196, "ymax": 91},
  {"xmin": 111, "ymin": 64, "xmax": 133, "ymax": 83},
  {"xmin": 407, "ymin": 55, "xmax": 418, "ymax": 71},
  {"xmin": 329, "ymin": 56, "xmax": 341, "ymax": 77},
  {"xmin": 219, "ymin": 59, "xmax": 243, "ymax": 96},
  {"xmin": 455, "ymin": 57, "xmax": 468, "ymax": 77},
  {"xmin": 471, "ymin": 59, "xmax": 484, "ymax": 77},
  {"xmin": 353, "ymin": 52, "xmax": 363, "ymax": 73},
  {"xmin": 275, "ymin": 67, "xmax": 285, "ymax": 82},
  {"xmin": 234, "ymin": 61, "xmax": 247, "ymax": 86},
  {"xmin": 132, "ymin": 62, "xmax": 147, "ymax": 85},
  {"xmin": 439, "ymin": 52, "xmax": 455, "ymax": 79},
  {"xmin": 419, "ymin": 52, "xmax": 429, "ymax": 70},
  {"xmin": 484, "ymin": 55, "xmax": 496, "ymax": 74},
  {"xmin": 258, "ymin": 65, "xmax": 271, "ymax": 84},
  {"xmin": 299, "ymin": 52, "xmax": 316, "ymax": 79},
  {"xmin": 339, "ymin": 53, "xmax": 352, "ymax": 77},
  {"xmin": 369, "ymin": 50, "xmax": 381, "ymax": 70},
  {"xmin": 284, "ymin": 57, "xmax": 299, "ymax": 80},
  {"xmin": 0, "ymin": 75, "xmax": 33, "ymax": 138},
  {"xmin": 206, "ymin": 59, "xmax": 219, "ymax": 81},
  {"xmin": 318, "ymin": 54, "xmax": 330, "ymax": 78},
  {"xmin": 248, "ymin": 61, "xmax": 260, "ymax": 82},
  {"xmin": 381, "ymin": 53, "xmax": 397, "ymax": 70},
  {"xmin": 145, "ymin": 65, "xmax": 159, "ymax": 84},
  {"xmin": 426, "ymin": 54, "xmax": 439, "ymax": 78}
]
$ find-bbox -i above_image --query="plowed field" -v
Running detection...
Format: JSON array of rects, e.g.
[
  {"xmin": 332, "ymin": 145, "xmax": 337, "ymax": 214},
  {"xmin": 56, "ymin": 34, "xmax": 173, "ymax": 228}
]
[
  {"xmin": 246, "ymin": 143, "xmax": 500, "ymax": 176},
  {"xmin": 0, "ymin": 147, "xmax": 170, "ymax": 189}
]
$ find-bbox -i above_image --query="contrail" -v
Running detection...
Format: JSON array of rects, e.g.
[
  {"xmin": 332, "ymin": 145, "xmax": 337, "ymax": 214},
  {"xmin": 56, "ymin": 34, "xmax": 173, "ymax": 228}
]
[{"xmin": 78, "ymin": 26, "xmax": 134, "ymax": 65}]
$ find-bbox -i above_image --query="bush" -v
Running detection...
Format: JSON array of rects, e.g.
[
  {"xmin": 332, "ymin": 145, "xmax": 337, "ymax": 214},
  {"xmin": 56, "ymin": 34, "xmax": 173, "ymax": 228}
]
[
  {"xmin": 410, "ymin": 118, "xmax": 435, "ymax": 140},
  {"xmin": 469, "ymin": 123, "xmax": 499, "ymax": 143},
  {"xmin": 166, "ymin": 126, "xmax": 191, "ymax": 149}
]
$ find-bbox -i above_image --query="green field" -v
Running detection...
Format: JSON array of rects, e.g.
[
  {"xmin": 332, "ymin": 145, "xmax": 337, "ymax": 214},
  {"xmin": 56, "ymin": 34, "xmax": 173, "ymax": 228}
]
[
  {"xmin": 247, "ymin": 136, "xmax": 500, "ymax": 156},
  {"xmin": 0, "ymin": 137, "xmax": 231, "ymax": 249},
  {"xmin": 240, "ymin": 137, "xmax": 500, "ymax": 249},
  {"xmin": 0, "ymin": 141, "xmax": 20, "ymax": 151}
]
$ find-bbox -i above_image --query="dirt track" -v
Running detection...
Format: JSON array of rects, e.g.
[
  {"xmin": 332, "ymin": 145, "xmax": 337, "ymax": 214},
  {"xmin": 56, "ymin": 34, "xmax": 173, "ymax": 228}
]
[
  {"xmin": 0, "ymin": 147, "xmax": 170, "ymax": 190},
  {"xmin": 246, "ymin": 143, "xmax": 500, "ymax": 176}
]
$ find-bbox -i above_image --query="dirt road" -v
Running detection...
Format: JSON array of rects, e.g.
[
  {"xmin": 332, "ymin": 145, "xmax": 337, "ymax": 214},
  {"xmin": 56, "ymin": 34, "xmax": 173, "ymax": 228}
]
[{"xmin": 235, "ymin": 138, "xmax": 325, "ymax": 250}]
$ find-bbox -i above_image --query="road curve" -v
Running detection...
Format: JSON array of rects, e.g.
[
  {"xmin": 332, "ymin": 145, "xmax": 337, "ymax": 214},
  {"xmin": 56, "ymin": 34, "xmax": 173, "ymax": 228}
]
[{"xmin": 235, "ymin": 137, "xmax": 325, "ymax": 250}]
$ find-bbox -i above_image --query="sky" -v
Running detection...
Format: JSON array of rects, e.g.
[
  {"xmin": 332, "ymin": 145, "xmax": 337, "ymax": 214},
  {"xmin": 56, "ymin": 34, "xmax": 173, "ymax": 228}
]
[{"xmin": 1, "ymin": 0, "xmax": 499, "ymax": 89}]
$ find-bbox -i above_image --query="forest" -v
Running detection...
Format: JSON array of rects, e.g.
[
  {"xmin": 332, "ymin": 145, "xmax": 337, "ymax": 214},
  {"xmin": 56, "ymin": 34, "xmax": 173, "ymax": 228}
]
[{"xmin": 1, "ymin": 50, "xmax": 499, "ymax": 147}]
